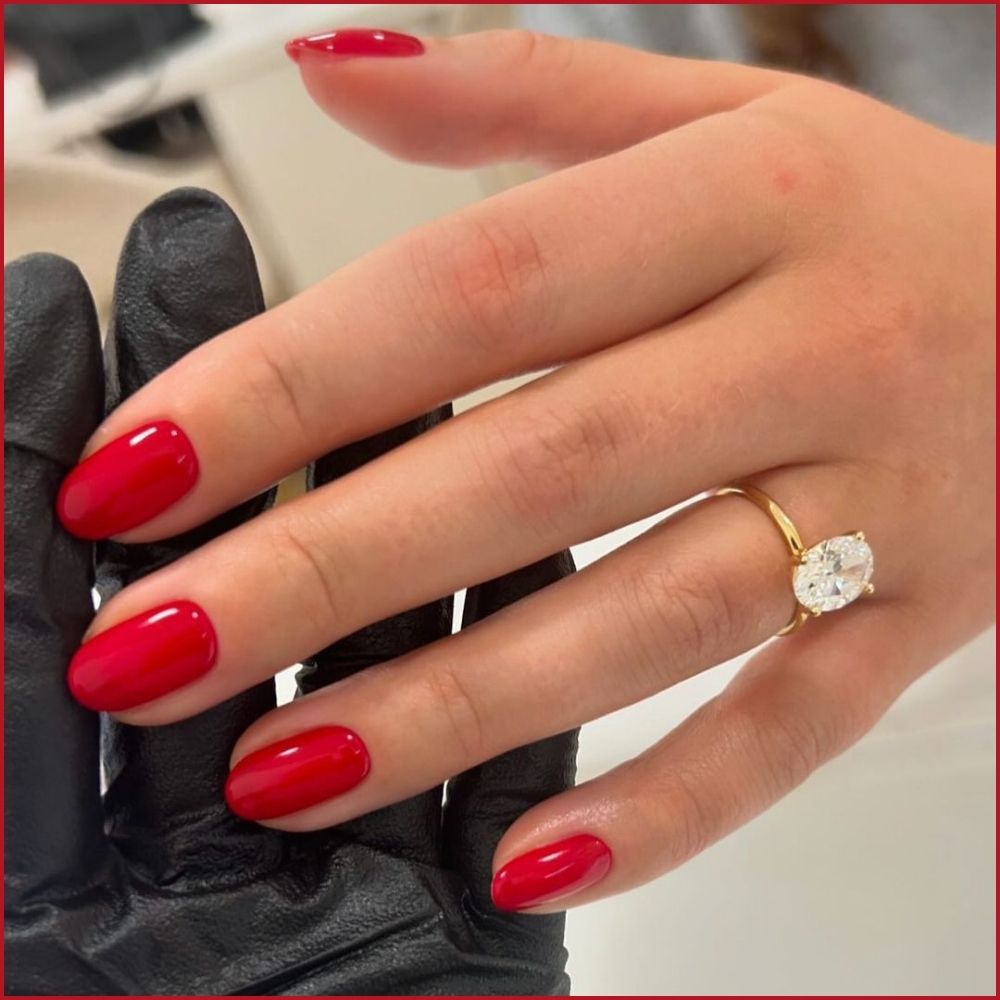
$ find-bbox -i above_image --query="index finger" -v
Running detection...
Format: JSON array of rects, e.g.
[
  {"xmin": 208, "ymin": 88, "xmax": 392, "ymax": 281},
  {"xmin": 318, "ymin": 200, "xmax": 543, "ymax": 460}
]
[{"xmin": 57, "ymin": 98, "xmax": 803, "ymax": 542}]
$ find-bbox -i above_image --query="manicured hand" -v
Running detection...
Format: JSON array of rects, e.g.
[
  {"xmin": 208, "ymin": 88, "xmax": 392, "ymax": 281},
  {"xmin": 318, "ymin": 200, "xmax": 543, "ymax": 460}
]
[{"xmin": 58, "ymin": 30, "xmax": 995, "ymax": 912}]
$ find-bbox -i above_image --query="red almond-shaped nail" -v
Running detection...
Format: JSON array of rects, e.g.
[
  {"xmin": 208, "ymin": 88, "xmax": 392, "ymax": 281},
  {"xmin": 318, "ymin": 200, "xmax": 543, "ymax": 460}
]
[
  {"xmin": 57, "ymin": 420, "xmax": 198, "ymax": 539},
  {"xmin": 491, "ymin": 834, "xmax": 612, "ymax": 912},
  {"xmin": 68, "ymin": 601, "xmax": 217, "ymax": 712},
  {"xmin": 284, "ymin": 28, "xmax": 424, "ymax": 62},
  {"xmin": 225, "ymin": 726, "xmax": 371, "ymax": 821}
]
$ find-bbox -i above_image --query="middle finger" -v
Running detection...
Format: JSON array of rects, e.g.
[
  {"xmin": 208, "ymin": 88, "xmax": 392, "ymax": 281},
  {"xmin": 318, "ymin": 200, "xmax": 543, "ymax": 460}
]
[{"xmin": 71, "ymin": 281, "xmax": 824, "ymax": 724}]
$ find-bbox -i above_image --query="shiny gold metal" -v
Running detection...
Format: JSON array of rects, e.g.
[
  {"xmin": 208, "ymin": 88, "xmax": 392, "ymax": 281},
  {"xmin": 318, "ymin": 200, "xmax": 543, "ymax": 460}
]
[{"xmin": 712, "ymin": 483, "xmax": 872, "ymax": 637}]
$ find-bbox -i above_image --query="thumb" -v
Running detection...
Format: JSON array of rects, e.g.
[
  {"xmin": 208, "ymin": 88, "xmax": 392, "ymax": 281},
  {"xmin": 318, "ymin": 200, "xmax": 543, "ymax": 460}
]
[{"xmin": 285, "ymin": 28, "xmax": 787, "ymax": 169}]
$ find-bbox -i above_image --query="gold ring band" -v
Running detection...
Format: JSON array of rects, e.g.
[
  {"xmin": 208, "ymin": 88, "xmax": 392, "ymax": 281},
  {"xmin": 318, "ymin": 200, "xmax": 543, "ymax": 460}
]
[{"xmin": 713, "ymin": 483, "xmax": 875, "ymax": 636}]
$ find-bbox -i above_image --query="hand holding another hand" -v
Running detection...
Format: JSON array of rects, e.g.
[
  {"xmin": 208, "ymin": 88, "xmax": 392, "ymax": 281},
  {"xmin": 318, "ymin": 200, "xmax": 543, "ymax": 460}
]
[{"xmin": 50, "ymin": 30, "xmax": 997, "ymax": 913}]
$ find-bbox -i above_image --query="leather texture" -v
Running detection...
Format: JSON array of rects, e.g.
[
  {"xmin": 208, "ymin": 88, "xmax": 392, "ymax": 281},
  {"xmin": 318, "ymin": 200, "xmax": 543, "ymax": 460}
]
[{"xmin": 3, "ymin": 188, "xmax": 578, "ymax": 995}]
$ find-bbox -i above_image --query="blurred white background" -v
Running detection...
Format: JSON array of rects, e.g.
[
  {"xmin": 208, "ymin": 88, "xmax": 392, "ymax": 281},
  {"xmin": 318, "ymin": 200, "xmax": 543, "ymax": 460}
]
[{"xmin": 5, "ymin": 4, "xmax": 995, "ymax": 994}]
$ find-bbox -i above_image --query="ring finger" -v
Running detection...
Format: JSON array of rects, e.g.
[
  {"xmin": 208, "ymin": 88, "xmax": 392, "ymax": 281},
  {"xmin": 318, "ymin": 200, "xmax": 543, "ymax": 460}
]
[{"xmin": 220, "ymin": 460, "xmax": 896, "ymax": 832}]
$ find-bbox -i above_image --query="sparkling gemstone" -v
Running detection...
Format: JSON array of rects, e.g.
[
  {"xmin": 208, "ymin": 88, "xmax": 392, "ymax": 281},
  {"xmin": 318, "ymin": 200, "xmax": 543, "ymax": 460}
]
[{"xmin": 792, "ymin": 535, "xmax": 874, "ymax": 614}]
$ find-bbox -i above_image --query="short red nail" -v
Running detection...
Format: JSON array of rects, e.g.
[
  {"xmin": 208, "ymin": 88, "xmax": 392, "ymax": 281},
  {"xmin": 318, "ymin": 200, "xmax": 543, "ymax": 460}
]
[
  {"xmin": 284, "ymin": 28, "xmax": 424, "ymax": 62},
  {"xmin": 68, "ymin": 601, "xmax": 217, "ymax": 712},
  {"xmin": 57, "ymin": 420, "xmax": 198, "ymax": 539},
  {"xmin": 491, "ymin": 834, "xmax": 612, "ymax": 911},
  {"xmin": 225, "ymin": 726, "xmax": 370, "ymax": 821}
]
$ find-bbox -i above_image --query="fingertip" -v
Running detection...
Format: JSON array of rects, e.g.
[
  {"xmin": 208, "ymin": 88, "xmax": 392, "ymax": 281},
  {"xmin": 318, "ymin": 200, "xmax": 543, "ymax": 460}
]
[
  {"xmin": 280, "ymin": 29, "xmax": 509, "ymax": 168},
  {"xmin": 65, "ymin": 648, "xmax": 98, "ymax": 713},
  {"xmin": 112, "ymin": 187, "xmax": 263, "ymax": 366},
  {"xmin": 65, "ymin": 600, "xmax": 218, "ymax": 713},
  {"xmin": 224, "ymin": 725, "xmax": 371, "ymax": 822},
  {"xmin": 490, "ymin": 833, "xmax": 613, "ymax": 912},
  {"xmin": 223, "ymin": 766, "xmax": 246, "ymax": 818},
  {"xmin": 54, "ymin": 421, "xmax": 200, "ymax": 540},
  {"xmin": 284, "ymin": 28, "xmax": 425, "ymax": 63},
  {"xmin": 4, "ymin": 253, "xmax": 103, "ymax": 468}
]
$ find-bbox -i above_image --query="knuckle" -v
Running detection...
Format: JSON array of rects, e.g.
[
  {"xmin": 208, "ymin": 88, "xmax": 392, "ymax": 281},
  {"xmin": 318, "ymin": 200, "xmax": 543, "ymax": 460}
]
[
  {"xmin": 621, "ymin": 555, "xmax": 739, "ymax": 684},
  {"xmin": 268, "ymin": 516, "xmax": 343, "ymax": 637},
  {"xmin": 636, "ymin": 759, "xmax": 719, "ymax": 868},
  {"xmin": 842, "ymin": 272, "xmax": 927, "ymax": 376},
  {"xmin": 421, "ymin": 663, "xmax": 488, "ymax": 763},
  {"xmin": 245, "ymin": 336, "xmax": 312, "ymax": 440},
  {"xmin": 754, "ymin": 711, "xmax": 825, "ymax": 792},
  {"xmin": 740, "ymin": 95, "xmax": 850, "ymax": 218},
  {"xmin": 472, "ymin": 30, "xmax": 576, "ymax": 158},
  {"xmin": 748, "ymin": 690, "xmax": 855, "ymax": 796},
  {"xmin": 478, "ymin": 395, "xmax": 631, "ymax": 531},
  {"xmin": 796, "ymin": 267, "xmax": 926, "ymax": 432},
  {"xmin": 491, "ymin": 28, "xmax": 568, "ymax": 74},
  {"xmin": 402, "ymin": 211, "xmax": 552, "ymax": 358},
  {"xmin": 665, "ymin": 771, "xmax": 716, "ymax": 864}
]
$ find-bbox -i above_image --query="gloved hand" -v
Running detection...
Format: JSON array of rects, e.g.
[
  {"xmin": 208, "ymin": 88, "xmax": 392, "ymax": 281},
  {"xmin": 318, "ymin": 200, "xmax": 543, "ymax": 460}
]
[{"xmin": 4, "ymin": 188, "xmax": 578, "ymax": 995}]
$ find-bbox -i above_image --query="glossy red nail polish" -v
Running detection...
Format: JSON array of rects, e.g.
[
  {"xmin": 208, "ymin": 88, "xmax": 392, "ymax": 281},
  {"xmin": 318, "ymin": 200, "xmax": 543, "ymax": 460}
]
[
  {"xmin": 68, "ymin": 601, "xmax": 217, "ymax": 712},
  {"xmin": 225, "ymin": 726, "xmax": 370, "ymax": 821},
  {"xmin": 57, "ymin": 420, "xmax": 198, "ymax": 539},
  {"xmin": 285, "ymin": 28, "xmax": 424, "ymax": 62},
  {"xmin": 491, "ymin": 834, "xmax": 612, "ymax": 911}
]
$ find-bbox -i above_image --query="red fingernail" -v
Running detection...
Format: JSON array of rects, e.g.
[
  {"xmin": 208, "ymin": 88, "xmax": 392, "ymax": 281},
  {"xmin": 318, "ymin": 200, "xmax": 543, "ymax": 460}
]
[
  {"xmin": 491, "ymin": 834, "xmax": 612, "ymax": 911},
  {"xmin": 284, "ymin": 28, "xmax": 424, "ymax": 62},
  {"xmin": 68, "ymin": 601, "xmax": 217, "ymax": 712},
  {"xmin": 225, "ymin": 726, "xmax": 370, "ymax": 821},
  {"xmin": 57, "ymin": 420, "xmax": 198, "ymax": 539}
]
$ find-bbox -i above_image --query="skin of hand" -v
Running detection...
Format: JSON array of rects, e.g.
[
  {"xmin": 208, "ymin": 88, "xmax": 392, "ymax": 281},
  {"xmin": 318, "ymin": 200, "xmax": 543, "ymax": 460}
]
[
  {"xmin": 55, "ymin": 30, "xmax": 995, "ymax": 913},
  {"xmin": 4, "ymin": 192, "xmax": 577, "ymax": 994}
]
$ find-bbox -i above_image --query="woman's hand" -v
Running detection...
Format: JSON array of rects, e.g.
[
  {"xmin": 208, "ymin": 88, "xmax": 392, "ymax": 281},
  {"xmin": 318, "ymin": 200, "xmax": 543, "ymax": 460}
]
[{"xmin": 57, "ymin": 30, "xmax": 995, "ymax": 912}]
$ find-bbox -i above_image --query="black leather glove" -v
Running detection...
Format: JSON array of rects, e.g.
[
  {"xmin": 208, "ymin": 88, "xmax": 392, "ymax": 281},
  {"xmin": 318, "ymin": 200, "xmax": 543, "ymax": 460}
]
[{"xmin": 4, "ymin": 188, "xmax": 578, "ymax": 995}]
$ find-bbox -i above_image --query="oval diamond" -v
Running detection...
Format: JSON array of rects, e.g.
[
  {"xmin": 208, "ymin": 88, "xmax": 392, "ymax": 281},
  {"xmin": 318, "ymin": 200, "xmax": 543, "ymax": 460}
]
[{"xmin": 792, "ymin": 535, "xmax": 874, "ymax": 614}]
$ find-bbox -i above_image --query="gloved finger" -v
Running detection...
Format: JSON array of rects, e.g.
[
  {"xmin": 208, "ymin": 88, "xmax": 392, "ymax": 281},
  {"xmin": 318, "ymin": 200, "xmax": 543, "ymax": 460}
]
[
  {"xmin": 94, "ymin": 189, "xmax": 280, "ymax": 880},
  {"xmin": 295, "ymin": 408, "xmax": 453, "ymax": 863},
  {"xmin": 3, "ymin": 254, "xmax": 108, "ymax": 902},
  {"xmin": 442, "ymin": 550, "xmax": 578, "ymax": 911}
]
